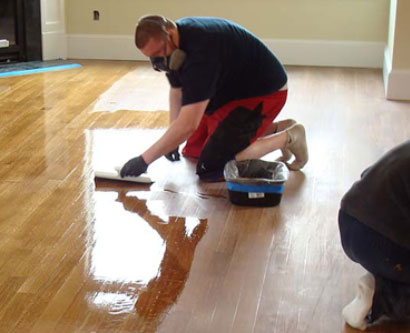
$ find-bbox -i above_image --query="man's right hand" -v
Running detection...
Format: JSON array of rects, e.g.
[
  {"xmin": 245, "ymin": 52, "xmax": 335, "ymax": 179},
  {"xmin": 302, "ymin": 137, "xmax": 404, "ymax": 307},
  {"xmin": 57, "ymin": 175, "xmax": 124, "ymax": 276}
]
[
  {"xmin": 164, "ymin": 147, "xmax": 180, "ymax": 162},
  {"xmin": 120, "ymin": 155, "xmax": 148, "ymax": 177}
]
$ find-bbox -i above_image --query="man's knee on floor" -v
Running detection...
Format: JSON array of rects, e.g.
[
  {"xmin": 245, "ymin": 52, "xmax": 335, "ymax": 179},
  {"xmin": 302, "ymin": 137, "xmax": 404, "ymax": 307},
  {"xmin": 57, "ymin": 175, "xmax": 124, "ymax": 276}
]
[{"xmin": 196, "ymin": 155, "xmax": 231, "ymax": 182}]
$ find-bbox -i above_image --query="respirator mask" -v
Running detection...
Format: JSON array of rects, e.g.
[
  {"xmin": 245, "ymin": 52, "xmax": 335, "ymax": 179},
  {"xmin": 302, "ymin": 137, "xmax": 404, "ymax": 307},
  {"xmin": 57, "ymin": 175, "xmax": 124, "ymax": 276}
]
[
  {"xmin": 150, "ymin": 37, "xmax": 186, "ymax": 72},
  {"xmin": 139, "ymin": 16, "xmax": 186, "ymax": 73}
]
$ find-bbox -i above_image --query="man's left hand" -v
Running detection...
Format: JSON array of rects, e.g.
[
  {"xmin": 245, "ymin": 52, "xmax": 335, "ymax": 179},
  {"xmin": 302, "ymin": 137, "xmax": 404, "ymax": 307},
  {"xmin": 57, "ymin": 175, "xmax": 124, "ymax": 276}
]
[
  {"xmin": 165, "ymin": 147, "xmax": 180, "ymax": 162},
  {"xmin": 120, "ymin": 155, "xmax": 148, "ymax": 177}
]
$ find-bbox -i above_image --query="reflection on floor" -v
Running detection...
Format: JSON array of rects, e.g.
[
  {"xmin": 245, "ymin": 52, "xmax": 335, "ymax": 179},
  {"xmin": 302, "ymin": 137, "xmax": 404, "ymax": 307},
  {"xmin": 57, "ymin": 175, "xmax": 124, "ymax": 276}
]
[
  {"xmin": 89, "ymin": 186, "xmax": 207, "ymax": 331},
  {"xmin": 86, "ymin": 126, "xmax": 225, "ymax": 331}
]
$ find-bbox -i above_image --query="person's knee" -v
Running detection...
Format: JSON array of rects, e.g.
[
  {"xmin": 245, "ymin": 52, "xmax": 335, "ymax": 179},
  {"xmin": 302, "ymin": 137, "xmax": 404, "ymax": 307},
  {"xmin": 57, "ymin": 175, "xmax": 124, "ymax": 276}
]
[{"xmin": 196, "ymin": 155, "xmax": 230, "ymax": 181}]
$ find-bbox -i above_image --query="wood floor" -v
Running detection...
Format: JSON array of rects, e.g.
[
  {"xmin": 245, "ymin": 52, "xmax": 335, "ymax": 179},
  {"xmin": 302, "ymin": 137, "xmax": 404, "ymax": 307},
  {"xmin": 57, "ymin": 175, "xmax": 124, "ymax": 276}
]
[{"xmin": 0, "ymin": 60, "xmax": 409, "ymax": 333}]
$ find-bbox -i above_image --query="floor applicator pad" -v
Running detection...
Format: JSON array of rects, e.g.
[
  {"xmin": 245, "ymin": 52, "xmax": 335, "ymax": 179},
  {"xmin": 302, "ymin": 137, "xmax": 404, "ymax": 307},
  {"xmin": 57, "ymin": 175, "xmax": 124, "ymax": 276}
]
[{"xmin": 94, "ymin": 166, "xmax": 153, "ymax": 183}]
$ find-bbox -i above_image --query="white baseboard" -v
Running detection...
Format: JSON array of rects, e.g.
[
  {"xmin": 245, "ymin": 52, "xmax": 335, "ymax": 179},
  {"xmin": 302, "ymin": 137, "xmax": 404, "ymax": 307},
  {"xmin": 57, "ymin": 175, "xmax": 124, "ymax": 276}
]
[
  {"xmin": 383, "ymin": 46, "xmax": 410, "ymax": 101},
  {"xmin": 384, "ymin": 69, "xmax": 410, "ymax": 101},
  {"xmin": 67, "ymin": 34, "xmax": 145, "ymax": 61},
  {"xmin": 383, "ymin": 46, "xmax": 392, "ymax": 94},
  {"xmin": 264, "ymin": 39, "xmax": 385, "ymax": 68},
  {"xmin": 42, "ymin": 31, "xmax": 67, "ymax": 61},
  {"xmin": 67, "ymin": 34, "xmax": 385, "ymax": 68}
]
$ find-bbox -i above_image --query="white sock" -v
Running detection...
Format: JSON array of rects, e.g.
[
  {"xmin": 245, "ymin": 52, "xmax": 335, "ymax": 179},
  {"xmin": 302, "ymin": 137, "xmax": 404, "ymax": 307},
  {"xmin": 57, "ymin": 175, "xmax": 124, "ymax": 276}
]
[
  {"xmin": 342, "ymin": 272, "xmax": 375, "ymax": 331},
  {"xmin": 285, "ymin": 124, "xmax": 308, "ymax": 170}
]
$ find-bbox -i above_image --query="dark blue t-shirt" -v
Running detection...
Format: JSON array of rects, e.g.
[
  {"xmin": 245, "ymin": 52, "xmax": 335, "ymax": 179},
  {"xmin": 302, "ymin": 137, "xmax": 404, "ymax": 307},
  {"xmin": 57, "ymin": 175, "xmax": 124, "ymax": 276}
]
[{"xmin": 166, "ymin": 17, "xmax": 287, "ymax": 115}]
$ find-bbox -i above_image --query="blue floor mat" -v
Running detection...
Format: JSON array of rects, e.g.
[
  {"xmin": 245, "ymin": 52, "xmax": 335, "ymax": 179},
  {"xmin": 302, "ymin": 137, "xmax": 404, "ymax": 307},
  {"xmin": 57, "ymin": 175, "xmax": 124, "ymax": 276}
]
[{"xmin": 0, "ymin": 60, "xmax": 82, "ymax": 78}]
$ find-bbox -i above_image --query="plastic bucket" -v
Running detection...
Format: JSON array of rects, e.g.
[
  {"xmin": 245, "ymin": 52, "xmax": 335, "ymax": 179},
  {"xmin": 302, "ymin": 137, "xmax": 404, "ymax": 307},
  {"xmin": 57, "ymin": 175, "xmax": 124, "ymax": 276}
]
[{"xmin": 223, "ymin": 159, "xmax": 288, "ymax": 207}]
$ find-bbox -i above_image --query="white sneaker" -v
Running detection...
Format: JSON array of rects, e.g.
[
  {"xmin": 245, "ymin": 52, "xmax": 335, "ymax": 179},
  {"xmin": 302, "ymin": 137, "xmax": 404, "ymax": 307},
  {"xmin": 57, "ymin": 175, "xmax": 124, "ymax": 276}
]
[{"xmin": 342, "ymin": 273, "xmax": 375, "ymax": 331}]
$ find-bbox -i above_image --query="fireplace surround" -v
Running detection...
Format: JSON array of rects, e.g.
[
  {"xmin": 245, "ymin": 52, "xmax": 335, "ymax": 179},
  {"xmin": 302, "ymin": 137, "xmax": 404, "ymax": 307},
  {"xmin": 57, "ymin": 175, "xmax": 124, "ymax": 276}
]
[{"xmin": 0, "ymin": 0, "xmax": 42, "ymax": 62}]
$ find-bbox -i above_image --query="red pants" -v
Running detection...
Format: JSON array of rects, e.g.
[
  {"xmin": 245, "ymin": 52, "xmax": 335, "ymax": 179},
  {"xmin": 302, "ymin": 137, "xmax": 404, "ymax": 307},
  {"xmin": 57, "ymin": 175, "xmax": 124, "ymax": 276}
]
[
  {"xmin": 183, "ymin": 90, "xmax": 288, "ymax": 180},
  {"xmin": 183, "ymin": 90, "xmax": 288, "ymax": 158}
]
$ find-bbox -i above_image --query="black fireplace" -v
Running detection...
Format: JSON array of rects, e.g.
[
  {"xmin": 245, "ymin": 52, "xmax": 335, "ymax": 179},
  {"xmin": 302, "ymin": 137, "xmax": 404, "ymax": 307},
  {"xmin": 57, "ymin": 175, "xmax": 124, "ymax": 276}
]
[{"xmin": 0, "ymin": 0, "xmax": 42, "ymax": 62}]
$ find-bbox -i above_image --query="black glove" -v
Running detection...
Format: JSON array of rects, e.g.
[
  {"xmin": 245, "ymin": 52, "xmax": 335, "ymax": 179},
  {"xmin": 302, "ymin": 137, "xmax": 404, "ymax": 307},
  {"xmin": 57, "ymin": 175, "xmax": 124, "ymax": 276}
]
[
  {"xmin": 164, "ymin": 147, "xmax": 180, "ymax": 162},
  {"xmin": 120, "ymin": 155, "xmax": 148, "ymax": 177}
]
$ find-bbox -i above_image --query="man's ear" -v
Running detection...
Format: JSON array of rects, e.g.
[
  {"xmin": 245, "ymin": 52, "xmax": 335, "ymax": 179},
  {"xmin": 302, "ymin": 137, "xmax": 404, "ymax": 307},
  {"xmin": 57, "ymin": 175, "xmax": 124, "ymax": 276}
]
[{"xmin": 168, "ymin": 28, "xmax": 179, "ymax": 46}]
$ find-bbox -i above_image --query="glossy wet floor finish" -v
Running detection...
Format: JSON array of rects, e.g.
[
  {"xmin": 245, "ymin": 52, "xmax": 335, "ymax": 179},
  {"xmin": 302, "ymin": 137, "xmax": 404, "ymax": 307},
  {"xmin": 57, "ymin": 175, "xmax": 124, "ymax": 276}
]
[{"xmin": 1, "ymin": 60, "xmax": 410, "ymax": 333}]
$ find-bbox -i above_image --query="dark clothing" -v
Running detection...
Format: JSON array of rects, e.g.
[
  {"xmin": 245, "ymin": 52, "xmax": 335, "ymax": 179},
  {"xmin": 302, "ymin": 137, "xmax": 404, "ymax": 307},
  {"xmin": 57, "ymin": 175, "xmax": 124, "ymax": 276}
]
[
  {"xmin": 166, "ymin": 17, "xmax": 287, "ymax": 115},
  {"xmin": 182, "ymin": 90, "xmax": 287, "ymax": 181},
  {"xmin": 196, "ymin": 102, "xmax": 265, "ymax": 180},
  {"xmin": 338, "ymin": 210, "xmax": 410, "ymax": 284},
  {"xmin": 340, "ymin": 140, "xmax": 410, "ymax": 250},
  {"xmin": 371, "ymin": 276, "xmax": 410, "ymax": 322},
  {"xmin": 339, "ymin": 210, "xmax": 410, "ymax": 322},
  {"xmin": 339, "ymin": 140, "xmax": 410, "ymax": 322}
]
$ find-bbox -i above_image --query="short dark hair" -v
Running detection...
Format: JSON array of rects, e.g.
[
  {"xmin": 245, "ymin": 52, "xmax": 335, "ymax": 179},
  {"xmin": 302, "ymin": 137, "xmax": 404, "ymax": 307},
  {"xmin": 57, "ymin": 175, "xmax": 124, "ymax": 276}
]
[{"xmin": 135, "ymin": 15, "xmax": 175, "ymax": 49}]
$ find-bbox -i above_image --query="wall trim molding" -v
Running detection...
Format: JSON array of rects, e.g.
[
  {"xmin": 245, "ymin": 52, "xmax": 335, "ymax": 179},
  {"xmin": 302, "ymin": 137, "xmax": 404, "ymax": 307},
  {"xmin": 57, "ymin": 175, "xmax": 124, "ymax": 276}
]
[
  {"xmin": 40, "ymin": 0, "xmax": 67, "ymax": 61},
  {"xmin": 264, "ymin": 39, "xmax": 385, "ymax": 69},
  {"xmin": 383, "ymin": 46, "xmax": 392, "ymax": 95},
  {"xmin": 67, "ymin": 34, "xmax": 144, "ymax": 61},
  {"xmin": 67, "ymin": 34, "xmax": 385, "ymax": 68},
  {"xmin": 384, "ymin": 48, "xmax": 410, "ymax": 101},
  {"xmin": 42, "ymin": 31, "xmax": 67, "ymax": 60}
]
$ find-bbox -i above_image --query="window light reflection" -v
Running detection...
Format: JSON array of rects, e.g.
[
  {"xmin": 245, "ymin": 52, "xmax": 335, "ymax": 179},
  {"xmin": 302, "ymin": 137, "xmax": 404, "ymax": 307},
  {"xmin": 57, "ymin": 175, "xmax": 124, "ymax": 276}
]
[
  {"xmin": 91, "ymin": 191, "xmax": 165, "ymax": 284},
  {"xmin": 92, "ymin": 292, "xmax": 136, "ymax": 314},
  {"xmin": 184, "ymin": 217, "xmax": 201, "ymax": 238}
]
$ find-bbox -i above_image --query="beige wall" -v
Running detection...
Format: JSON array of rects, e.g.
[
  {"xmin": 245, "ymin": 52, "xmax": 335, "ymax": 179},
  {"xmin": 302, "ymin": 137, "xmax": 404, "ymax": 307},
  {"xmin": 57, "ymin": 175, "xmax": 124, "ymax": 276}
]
[{"xmin": 66, "ymin": 0, "xmax": 389, "ymax": 42}]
